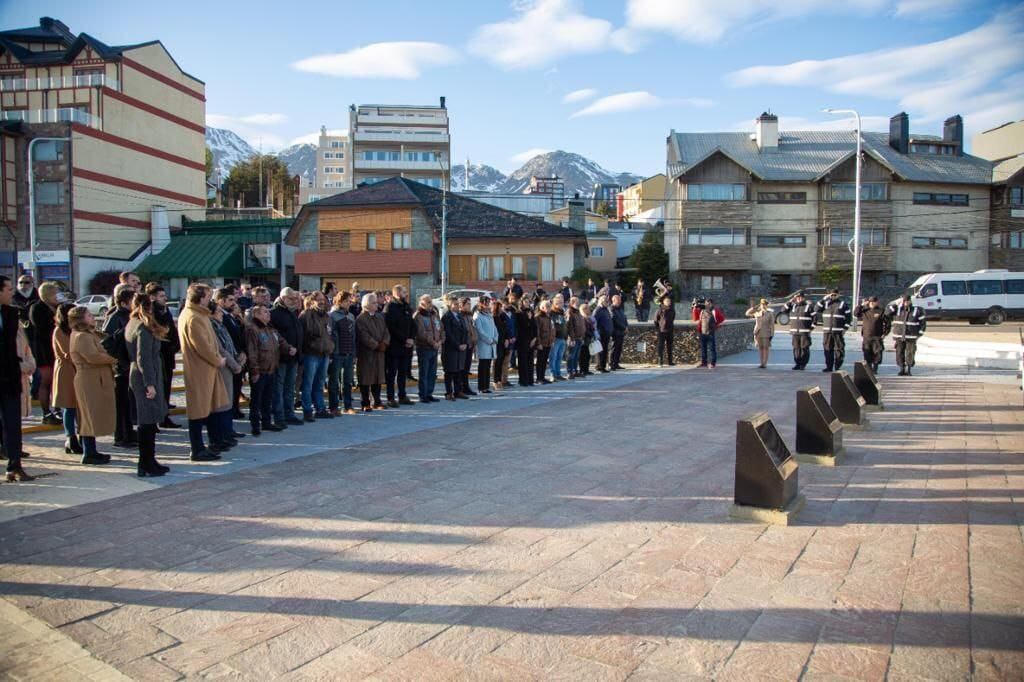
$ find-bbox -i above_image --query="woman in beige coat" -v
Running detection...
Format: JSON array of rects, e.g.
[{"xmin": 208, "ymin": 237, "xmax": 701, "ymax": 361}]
[
  {"xmin": 51, "ymin": 302, "xmax": 81, "ymax": 455},
  {"xmin": 68, "ymin": 306, "xmax": 115, "ymax": 465},
  {"xmin": 177, "ymin": 284, "xmax": 227, "ymax": 461},
  {"xmin": 745, "ymin": 298, "xmax": 776, "ymax": 369}
]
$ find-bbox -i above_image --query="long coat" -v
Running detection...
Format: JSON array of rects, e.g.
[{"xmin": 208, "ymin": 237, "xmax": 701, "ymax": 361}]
[
  {"xmin": 178, "ymin": 302, "xmax": 229, "ymax": 420},
  {"xmin": 473, "ymin": 310, "xmax": 498, "ymax": 360},
  {"xmin": 70, "ymin": 329, "xmax": 116, "ymax": 437},
  {"xmin": 441, "ymin": 310, "xmax": 467, "ymax": 372},
  {"xmin": 213, "ymin": 318, "xmax": 242, "ymax": 412},
  {"xmin": 125, "ymin": 319, "xmax": 168, "ymax": 427},
  {"xmin": 356, "ymin": 311, "xmax": 389, "ymax": 385},
  {"xmin": 51, "ymin": 327, "xmax": 77, "ymax": 409}
]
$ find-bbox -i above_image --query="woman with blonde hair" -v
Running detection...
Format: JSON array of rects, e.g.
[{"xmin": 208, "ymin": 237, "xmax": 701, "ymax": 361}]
[
  {"xmin": 745, "ymin": 298, "xmax": 776, "ymax": 369},
  {"xmin": 52, "ymin": 302, "xmax": 81, "ymax": 454},
  {"xmin": 68, "ymin": 305, "xmax": 115, "ymax": 465},
  {"xmin": 28, "ymin": 281, "xmax": 61, "ymax": 424},
  {"xmin": 126, "ymin": 294, "xmax": 170, "ymax": 476}
]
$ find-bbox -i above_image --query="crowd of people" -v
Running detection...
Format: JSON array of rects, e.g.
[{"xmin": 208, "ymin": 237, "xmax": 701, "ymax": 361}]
[{"xmin": 0, "ymin": 271, "xmax": 927, "ymax": 483}]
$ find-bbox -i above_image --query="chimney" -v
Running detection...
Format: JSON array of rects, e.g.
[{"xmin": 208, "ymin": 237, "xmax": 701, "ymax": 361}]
[
  {"xmin": 943, "ymin": 115, "xmax": 963, "ymax": 155},
  {"xmin": 439, "ymin": 96, "xmax": 446, "ymax": 109},
  {"xmin": 755, "ymin": 112, "xmax": 778, "ymax": 150},
  {"xmin": 568, "ymin": 199, "xmax": 585, "ymax": 232},
  {"xmin": 39, "ymin": 17, "xmax": 74, "ymax": 41},
  {"xmin": 889, "ymin": 112, "xmax": 909, "ymax": 154}
]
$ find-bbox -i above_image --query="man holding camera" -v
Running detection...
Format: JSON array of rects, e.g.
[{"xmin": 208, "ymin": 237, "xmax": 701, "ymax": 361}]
[
  {"xmin": 782, "ymin": 290, "xmax": 815, "ymax": 370},
  {"xmin": 815, "ymin": 288, "xmax": 851, "ymax": 372}
]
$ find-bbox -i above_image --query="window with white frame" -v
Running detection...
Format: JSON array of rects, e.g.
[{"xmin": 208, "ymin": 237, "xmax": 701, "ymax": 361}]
[
  {"xmin": 912, "ymin": 236, "xmax": 968, "ymax": 249},
  {"xmin": 391, "ymin": 232, "xmax": 411, "ymax": 249},
  {"xmin": 687, "ymin": 183, "xmax": 746, "ymax": 201},
  {"xmin": 821, "ymin": 227, "xmax": 887, "ymax": 246},
  {"xmin": 686, "ymin": 227, "xmax": 747, "ymax": 245},
  {"xmin": 366, "ymin": 233, "xmax": 377, "ymax": 250},
  {"xmin": 591, "ymin": 246, "xmax": 604, "ymax": 257},
  {"xmin": 33, "ymin": 140, "xmax": 65, "ymax": 161},
  {"xmin": 828, "ymin": 182, "xmax": 888, "ymax": 201},
  {"xmin": 750, "ymin": 274, "xmax": 762, "ymax": 286},
  {"xmin": 329, "ymin": 141, "xmax": 345, "ymax": 148},
  {"xmin": 700, "ymin": 275, "xmax": 724, "ymax": 290}
]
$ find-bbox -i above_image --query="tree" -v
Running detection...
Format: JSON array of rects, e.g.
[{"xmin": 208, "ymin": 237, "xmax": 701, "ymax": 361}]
[
  {"xmin": 817, "ymin": 264, "xmax": 850, "ymax": 289},
  {"xmin": 224, "ymin": 154, "xmax": 292, "ymax": 209},
  {"xmin": 628, "ymin": 229, "xmax": 669, "ymax": 286},
  {"xmin": 594, "ymin": 200, "xmax": 614, "ymax": 218},
  {"xmin": 205, "ymin": 146, "xmax": 214, "ymax": 179}
]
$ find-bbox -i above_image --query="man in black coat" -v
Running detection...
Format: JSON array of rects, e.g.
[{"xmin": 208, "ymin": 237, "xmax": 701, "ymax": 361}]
[
  {"xmin": 383, "ymin": 284, "xmax": 415, "ymax": 407},
  {"xmin": 271, "ymin": 288, "xmax": 304, "ymax": 425},
  {"xmin": 217, "ymin": 288, "xmax": 247, "ymax": 419},
  {"xmin": 0, "ymin": 275, "xmax": 34, "ymax": 481},
  {"xmin": 102, "ymin": 284, "xmax": 137, "ymax": 447},
  {"xmin": 504, "ymin": 277, "xmax": 524, "ymax": 300},
  {"xmin": 609, "ymin": 294, "xmax": 629, "ymax": 370},
  {"xmin": 854, "ymin": 296, "xmax": 888, "ymax": 372},
  {"xmin": 12, "ymin": 273, "xmax": 38, "ymax": 323}
]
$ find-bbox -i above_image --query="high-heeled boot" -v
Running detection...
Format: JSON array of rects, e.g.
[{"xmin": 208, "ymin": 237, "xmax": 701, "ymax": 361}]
[{"xmin": 64, "ymin": 435, "xmax": 83, "ymax": 455}]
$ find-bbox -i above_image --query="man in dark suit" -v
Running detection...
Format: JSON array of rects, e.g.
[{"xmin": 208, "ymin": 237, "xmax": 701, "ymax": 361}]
[{"xmin": 0, "ymin": 275, "xmax": 34, "ymax": 482}]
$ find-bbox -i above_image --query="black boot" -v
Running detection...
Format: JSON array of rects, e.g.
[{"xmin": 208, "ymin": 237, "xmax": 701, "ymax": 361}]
[{"xmin": 64, "ymin": 435, "xmax": 83, "ymax": 455}]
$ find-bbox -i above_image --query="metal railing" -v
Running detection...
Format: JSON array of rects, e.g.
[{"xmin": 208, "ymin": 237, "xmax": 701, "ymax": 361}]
[
  {"xmin": 0, "ymin": 108, "xmax": 102, "ymax": 128},
  {"xmin": 0, "ymin": 74, "xmax": 118, "ymax": 92}
]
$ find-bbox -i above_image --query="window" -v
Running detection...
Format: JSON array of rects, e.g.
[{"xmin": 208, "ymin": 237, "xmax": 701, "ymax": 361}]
[
  {"xmin": 477, "ymin": 256, "xmax": 505, "ymax": 281},
  {"xmin": 912, "ymin": 236, "xmax": 967, "ymax": 249},
  {"xmin": 403, "ymin": 151, "xmax": 437, "ymax": 162},
  {"xmin": 323, "ymin": 151, "xmax": 345, "ymax": 159},
  {"xmin": 919, "ymin": 283, "xmax": 938, "ymax": 298},
  {"xmin": 363, "ymin": 150, "xmax": 401, "ymax": 161},
  {"xmin": 798, "ymin": 274, "xmax": 812, "ymax": 287},
  {"xmin": 1006, "ymin": 279, "xmax": 1024, "ymax": 294},
  {"xmin": 35, "ymin": 182, "xmax": 64, "ymax": 205},
  {"xmin": 829, "ymin": 183, "xmax": 887, "ymax": 201},
  {"xmin": 910, "ymin": 143, "xmax": 956, "ymax": 155},
  {"xmin": 1011, "ymin": 187, "xmax": 1023, "ymax": 206},
  {"xmin": 591, "ymin": 246, "xmax": 604, "ymax": 257},
  {"xmin": 913, "ymin": 192, "xmax": 969, "ymax": 206},
  {"xmin": 319, "ymin": 231, "xmax": 350, "ymax": 250},
  {"xmin": 750, "ymin": 274, "xmax": 762, "ymax": 286},
  {"xmin": 35, "ymin": 224, "xmax": 65, "ymax": 249},
  {"xmin": 391, "ymin": 232, "xmax": 411, "ymax": 249},
  {"xmin": 33, "ymin": 140, "xmax": 65, "ymax": 161},
  {"xmin": 757, "ymin": 191, "xmax": 806, "ymax": 204},
  {"xmin": 700, "ymin": 275, "xmax": 724, "ymax": 290},
  {"xmin": 823, "ymin": 228, "xmax": 887, "ymax": 246},
  {"xmin": 756, "ymin": 235, "xmax": 806, "ymax": 248},
  {"xmin": 968, "ymin": 280, "xmax": 1002, "ymax": 296},
  {"xmin": 687, "ymin": 184, "xmax": 746, "ymax": 201},
  {"xmin": 941, "ymin": 280, "xmax": 967, "ymax": 296},
  {"xmin": 366, "ymin": 233, "xmax": 377, "ymax": 250},
  {"xmin": 329, "ymin": 141, "xmax": 345, "ymax": 149},
  {"xmin": 585, "ymin": 222, "xmax": 596, "ymax": 233},
  {"xmin": 686, "ymin": 227, "xmax": 747, "ymax": 245},
  {"xmin": 323, "ymin": 167, "xmax": 344, "ymax": 174},
  {"xmin": 510, "ymin": 255, "xmax": 553, "ymax": 281}
]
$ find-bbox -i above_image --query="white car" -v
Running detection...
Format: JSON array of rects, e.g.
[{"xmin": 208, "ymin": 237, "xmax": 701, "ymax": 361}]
[
  {"xmin": 75, "ymin": 294, "xmax": 111, "ymax": 317},
  {"xmin": 436, "ymin": 288, "xmax": 500, "ymax": 314}
]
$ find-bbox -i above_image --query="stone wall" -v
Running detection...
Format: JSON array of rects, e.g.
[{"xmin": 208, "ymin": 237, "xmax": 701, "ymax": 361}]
[{"xmin": 619, "ymin": 319, "xmax": 754, "ymax": 365}]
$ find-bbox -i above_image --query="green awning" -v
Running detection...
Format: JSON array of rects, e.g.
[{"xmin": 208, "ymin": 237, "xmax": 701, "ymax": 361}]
[{"xmin": 137, "ymin": 223, "xmax": 285, "ymax": 280}]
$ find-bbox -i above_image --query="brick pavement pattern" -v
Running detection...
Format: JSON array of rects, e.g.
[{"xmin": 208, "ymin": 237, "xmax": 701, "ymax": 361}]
[{"xmin": 1, "ymin": 361, "xmax": 1022, "ymax": 680}]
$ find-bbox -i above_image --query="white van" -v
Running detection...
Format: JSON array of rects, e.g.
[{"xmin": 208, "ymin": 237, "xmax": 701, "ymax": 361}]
[{"xmin": 904, "ymin": 270, "xmax": 1024, "ymax": 325}]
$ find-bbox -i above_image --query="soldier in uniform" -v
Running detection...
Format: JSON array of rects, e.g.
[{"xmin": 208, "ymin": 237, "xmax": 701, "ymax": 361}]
[
  {"xmin": 782, "ymin": 290, "xmax": 815, "ymax": 370},
  {"xmin": 886, "ymin": 293, "xmax": 926, "ymax": 376},
  {"xmin": 854, "ymin": 296, "xmax": 888, "ymax": 372},
  {"xmin": 815, "ymin": 288, "xmax": 851, "ymax": 372}
]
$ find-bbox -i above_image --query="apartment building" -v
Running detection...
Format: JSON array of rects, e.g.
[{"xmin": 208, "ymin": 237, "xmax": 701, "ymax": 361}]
[
  {"xmin": 348, "ymin": 98, "xmax": 449, "ymax": 191},
  {"xmin": 972, "ymin": 120, "xmax": 1024, "ymax": 271},
  {"xmin": 617, "ymin": 173, "xmax": 666, "ymax": 220},
  {"xmin": 299, "ymin": 126, "xmax": 351, "ymax": 204},
  {"xmin": 0, "ymin": 17, "xmax": 205, "ymax": 291},
  {"xmin": 526, "ymin": 175, "xmax": 565, "ymax": 205},
  {"xmin": 664, "ymin": 112, "xmax": 993, "ymax": 303}
]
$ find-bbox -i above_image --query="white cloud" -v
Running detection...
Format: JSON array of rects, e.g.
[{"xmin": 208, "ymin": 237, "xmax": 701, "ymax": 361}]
[
  {"xmin": 292, "ymin": 42, "xmax": 458, "ymax": 79},
  {"xmin": 562, "ymin": 88, "xmax": 598, "ymax": 103},
  {"xmin": 731, "ymin": 115, "xmax": 892, "ymax": 132},
  {"xmin": 728, "ymin": 8, "xmax": 1024, "ymax": 135},
  {"xmin": 469, "ymin": 0, "xmax": 622, "ymax": 69},
  {"xmin": 684, "ymin": 97, "xmax": 715, "ymax": 109},
  {"xmin": 570, "ymin": 91, "xmax": 663, "ymax": 118},
  {"xmin": 895, "ymin": 0, "xmax": 963, "ymax": 16},
  {"xmin": 510, "ymin": 147, "xmax": 553, "ymax": 163}
]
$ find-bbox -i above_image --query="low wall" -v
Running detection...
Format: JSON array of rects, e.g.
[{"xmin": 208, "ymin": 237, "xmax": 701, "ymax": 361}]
[{"xmin": 620, "ymin": 319, "xmax": 754, "ymax": 364}]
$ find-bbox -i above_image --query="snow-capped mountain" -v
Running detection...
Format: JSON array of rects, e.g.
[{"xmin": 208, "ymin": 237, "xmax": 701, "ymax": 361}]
[
  {"xmin": 499, "ymin": 151, "xmax": 642, "ymax": 197},
  {"xmin": 274, "ymin": 143, "xmax": 317, "ymax": 182},
  {"xmin": 450, "ymin": 163, "xmax": 507, "ymax": 192},
  {"xmin": 205, "ymin": 127, "xmax": 256, "ymax": 181}
]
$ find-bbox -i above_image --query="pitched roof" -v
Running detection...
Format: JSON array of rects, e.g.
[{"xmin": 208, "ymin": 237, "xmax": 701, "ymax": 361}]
[
  {"xmin": 292, "ymin": 177, "xmax": 586, "ymax": 243},
  {"xmin": 670, "ymin": 130, "xmax": 993, "ymax": 185},
  {"xmin": 136, "ymin": 223, "xmax": 283, "ymax": 279}
]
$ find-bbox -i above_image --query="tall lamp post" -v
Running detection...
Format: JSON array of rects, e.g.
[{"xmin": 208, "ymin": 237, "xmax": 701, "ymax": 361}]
[
  {"xmin": 27, "ymin": 136, "xmax": 72, "ymax": 276},
  {"xmin": 435, "ymin": 151, "xmax": 449, "ymax": 297},
  {"xmin": 823, "ymin": 108, "xmax": 863, "ymax": 322}
]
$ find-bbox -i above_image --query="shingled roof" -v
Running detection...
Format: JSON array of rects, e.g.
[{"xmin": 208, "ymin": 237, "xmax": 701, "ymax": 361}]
[
  {"xmin": 670, "ymin": 130, "xmax": 993, "ymax": 185},
  {"xmin": 290, "ymin": 177, "xmax": 586, "ymax": 244}
]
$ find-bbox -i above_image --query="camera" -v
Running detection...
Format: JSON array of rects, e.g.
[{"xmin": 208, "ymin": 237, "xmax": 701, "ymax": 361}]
[{"xmin": 691, "ymin": 296, "xmax": 706, "ymax": 309}]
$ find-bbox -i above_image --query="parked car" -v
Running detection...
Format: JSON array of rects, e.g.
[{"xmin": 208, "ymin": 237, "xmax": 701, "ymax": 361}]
[
  {"xmin": 766, "ymin": 287, "xmax": 832, "ymax": 325},
  {"xmin": 75, "ymin": 294, "xmax": 111, "ymax": 317},
  {"xmin": 436, "ymin": 288, "xmax": 500, "ymax": 314},
  {"xmin": 896, "ymin": 270, "xmax": 1024, "ymax": 325}
]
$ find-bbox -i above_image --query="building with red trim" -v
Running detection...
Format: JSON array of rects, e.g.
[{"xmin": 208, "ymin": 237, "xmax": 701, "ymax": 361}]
[{"xmin": 0, "ymin": 17, "xmax": 205, "ymax": 292}]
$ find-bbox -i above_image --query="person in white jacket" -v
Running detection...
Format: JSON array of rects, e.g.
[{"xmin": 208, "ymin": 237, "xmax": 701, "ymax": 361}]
[{"xmin": 473, "ymin": 296, "xmax": 498, "ymax": 394}]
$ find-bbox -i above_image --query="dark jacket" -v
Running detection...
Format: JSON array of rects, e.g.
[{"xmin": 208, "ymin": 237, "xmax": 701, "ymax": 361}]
[
  {"xmin": 504, "ymin": 283, "xmax": 524, "ymax": 299},
  {"xmin": 300, "ymin": 307, "xmax": 334, "ymax": 356},
  {"xmin": 815, "ymin": 297, "xmax": 852, "ymax": 334},
  {"xmin": 535, "ymin": 311, "xmax": 555, "ymax": 348},
  {"xmin": 28, "ymin": 300, "xmax": 56, "ymax": 366},
  {"xmin": 550, "ymin": 308, "xmax": 568, "ymax": 340},
  {"xmin": 514, "ymin": 309, "xmax": 535, "ymax": 351},
  {"xmin": 654, "ymin": 305, "xmax": 676, "ymax": 332},
  {"xmin": 531, "ymin": 287, "xmax": 547, "ymax": 305},
  {"xmin": 441, "ymin": 310, "xmax": 467, "ymax": 372},
  {"xmin": 611, "ymin": 305, "xmax": 628, "ymax": 335},
  {"xmin": 154, "ymin": 303, "xmax": 180, "ymax": 358},
  {"xmin": 222, "ymin": 311, "xmax": 246, "ymax": 356},
  {"xmin": 783, "ymin": 300, "xmax": 816, "ymax": 335},
  {"xmin": 101, "ymin": 306, "xmax": 131, "ymax": 376},
  {"xmin": 559, "ymin": 286, "xmax": 572, "ymax": 301},
  {"xmin": 567, "ymin": 307, "xmax": 586, "ymax": 341},
  {"xmin": 271, "ymin": 301, "xmax": 303, "ymax": 363},
  {"xmin": 595, "ymin": 306, "xmax": 613, "ymax": 336},
  {"xmin": 0, "ymin": 304, "xmax": 23, "ymax": 394},
  {"xmin": 12, "ymin": 288, "xmax": 38, "ymax": 323},
  {"xmin": 124, "ymin": 319, "xmax": 168, "ymax": 426},
  {"xmin": 330, "ymin": 308, "xmax": 357, "ymax": 356},
  {"xmin": 886, "ymin": 303, "xmax": 926, "ymax": 340},
  {"xmin": 384, "ymin": 299, "xmax": 415, "ymax": 352},
  {"xmin": 854, "ymin": 304, "xmax": 889, "ymax": 339}
]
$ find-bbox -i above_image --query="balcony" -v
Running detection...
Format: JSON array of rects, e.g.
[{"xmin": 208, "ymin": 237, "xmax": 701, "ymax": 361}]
[
  {"xmin": 818, "ymin": 245, "xmax": 895, "ymax": 271},
  {"xmin": 355, "ymin": 130, "xmax": 449, "ymax": 144},
  {"xmin": 0, "ymin": 74, "xmax": 118, "ymax": 92},
  {"xmin": 679, "ymin": 245, "xmax": 752, "ymax": 270},
  {"xmin": 0, "ymin": 108, "xmax": 101, "ymax": 129},
  {"xmin": 356, "ymin": 112, "xmax": 447, "ymax": 126},
  {"xmin": 354, "ymin": 158, "xmax": 444, "ymax": 171}
]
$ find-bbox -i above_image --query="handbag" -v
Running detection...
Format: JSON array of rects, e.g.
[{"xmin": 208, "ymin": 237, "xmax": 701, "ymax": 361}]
[{"xmin": 589, "ymin": 338, "xmax": 603, "ymax": 355}]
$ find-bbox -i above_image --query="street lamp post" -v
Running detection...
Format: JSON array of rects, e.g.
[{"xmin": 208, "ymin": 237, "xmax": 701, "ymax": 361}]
[
  {"xmin": 27, "ymin": 136, "xmax": 72, "ymax": 275},
  {"xmin": 823, "ymin": 108, "xmax": 863, "ymax": 323},
  {"xmin": 435, "ymin": 151, "xmax": 449, "ymax": 297}
]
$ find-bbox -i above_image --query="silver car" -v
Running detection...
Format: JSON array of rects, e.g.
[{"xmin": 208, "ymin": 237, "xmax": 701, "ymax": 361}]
[{"xmin": 75, "ymin": 294, "xmax": 111, "ymax": 317}]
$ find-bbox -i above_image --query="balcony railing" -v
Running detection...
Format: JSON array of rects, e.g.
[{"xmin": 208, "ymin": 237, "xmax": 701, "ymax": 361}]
[
  {"xmin": 0, "ymin": 74, "xmax": 118, "ymax": 92},
  {"xmin": 355, "ymin": 130, "xmax": 449, "ymax": 144},
  {"xmin": 0, "ymin": 108, "xmax": 102, "ymax": 129},
  {"xmin": 353, "ymin": 158, "xmax": 445, "ymax": 171}
]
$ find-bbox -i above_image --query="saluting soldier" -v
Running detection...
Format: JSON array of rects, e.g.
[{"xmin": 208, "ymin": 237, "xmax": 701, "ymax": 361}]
[
  {"xmin": 854, "ymin": 296, "xmax": 888, "ymax": 372},
  {"xmin": 886, "ymin": 294, "xmax": 926, "ymax": 376},
  {"xmin": 782, "ymin": 290, "xmax": 815, "ymax": 370},
  {"xmin": 815, "ymin": 287, "xmax": 852, "ymax": 372}
]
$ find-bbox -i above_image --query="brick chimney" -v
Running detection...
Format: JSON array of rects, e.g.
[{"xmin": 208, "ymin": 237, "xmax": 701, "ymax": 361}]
[
  {"xmin": 889, "ymin": 112, "xmax": 909, "ymax": 154},
  {"xmin": 567, "ymin": 199, "xmax": 585, "ymax": 232},
  {"xmin": 943, "ymin": 115, "xmax": 963, "ymax": 155},
  {"xmin": 755, "ymin": 112, "xmax": 778, "ymax": 150}
]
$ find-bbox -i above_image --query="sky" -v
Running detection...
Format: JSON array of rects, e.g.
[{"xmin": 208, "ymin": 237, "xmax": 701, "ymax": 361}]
[{"xmin": 3, "ymin": 0, "xmax": 1022, "ymax": 176}]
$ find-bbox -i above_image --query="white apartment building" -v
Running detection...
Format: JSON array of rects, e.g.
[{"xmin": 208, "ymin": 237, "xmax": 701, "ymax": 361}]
[
  {"xmin": 301, "ymin": 126, "xmax": 351, "ymax": 204},
  {"xmin": 348, "ymin": 97, "xmax": 450, "ymax": 190}
]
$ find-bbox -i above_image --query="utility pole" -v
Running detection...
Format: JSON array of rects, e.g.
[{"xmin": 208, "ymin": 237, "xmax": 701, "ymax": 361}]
[
  {"xmin": 258, "ymin": 138, "xmax": 263, "ymax": 210},
  {"xmin": 824, "ymin": 108, "xmax": 863, "ymax": 328},
  {"xmin": 465, "ymin": 157, "xmax": 469, "ymax": 191},
  {"xmin": 436, "ymin": 150, "xmax": 449, "ymax": 296},
  {"xmin": 27, "ymin": 136, "xmax": 71, "ymax": 276}
]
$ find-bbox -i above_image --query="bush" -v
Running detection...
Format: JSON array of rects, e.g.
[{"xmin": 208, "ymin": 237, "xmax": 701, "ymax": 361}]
[
  {"xmin": 569, "ymin": 265, "xmax": 602, "ymax": 287},
  {"xmin": 88, "ymin": 270, "xmax": 122, "ymax": 295}
]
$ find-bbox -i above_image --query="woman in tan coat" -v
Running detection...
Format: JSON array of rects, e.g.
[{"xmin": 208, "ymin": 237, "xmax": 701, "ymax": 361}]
[
  {"xmin": 68, "ymin": 306, "xmax": 114, "ymax": 465},
  {"xmin": 177, "ymin": 284, "xmax": 227, "ymax": 461},
  {"xmin": 51, "ymin": 302, "xmax": 81, "ymax": 455},
  {"xmin": 355, "ymin": 292, "xmax": 389, "ymax": 411},
  {"xmin": 745, "ymin": 298, "xmax": 776, "ymax": 369}
]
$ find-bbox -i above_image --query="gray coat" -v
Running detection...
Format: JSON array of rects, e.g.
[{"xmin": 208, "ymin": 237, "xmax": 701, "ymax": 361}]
[
  {"xmin": 125, "ymin": 319, "xmax": 168, "ymax": 426},
  {"xmin": 212, "ymin": 318, "xmax": 242, "ymax": 412}
]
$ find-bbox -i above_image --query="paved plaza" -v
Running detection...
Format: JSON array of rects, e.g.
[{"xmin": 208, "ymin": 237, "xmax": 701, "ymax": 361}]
[{"xmin": 1, "ymin": 344, "xmax": 1022, "ymax": 680}]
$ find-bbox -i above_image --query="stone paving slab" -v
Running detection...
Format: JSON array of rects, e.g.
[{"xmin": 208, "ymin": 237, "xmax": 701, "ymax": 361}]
[{"xmin": 1, "ymin": 345, "xmax": 1022, "ymax": 680}]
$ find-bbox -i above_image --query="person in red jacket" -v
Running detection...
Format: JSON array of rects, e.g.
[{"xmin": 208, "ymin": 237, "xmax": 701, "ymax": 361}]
[{"xmin": 690, "ymin": 297, "xmax": 726, "ymax": 325}]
